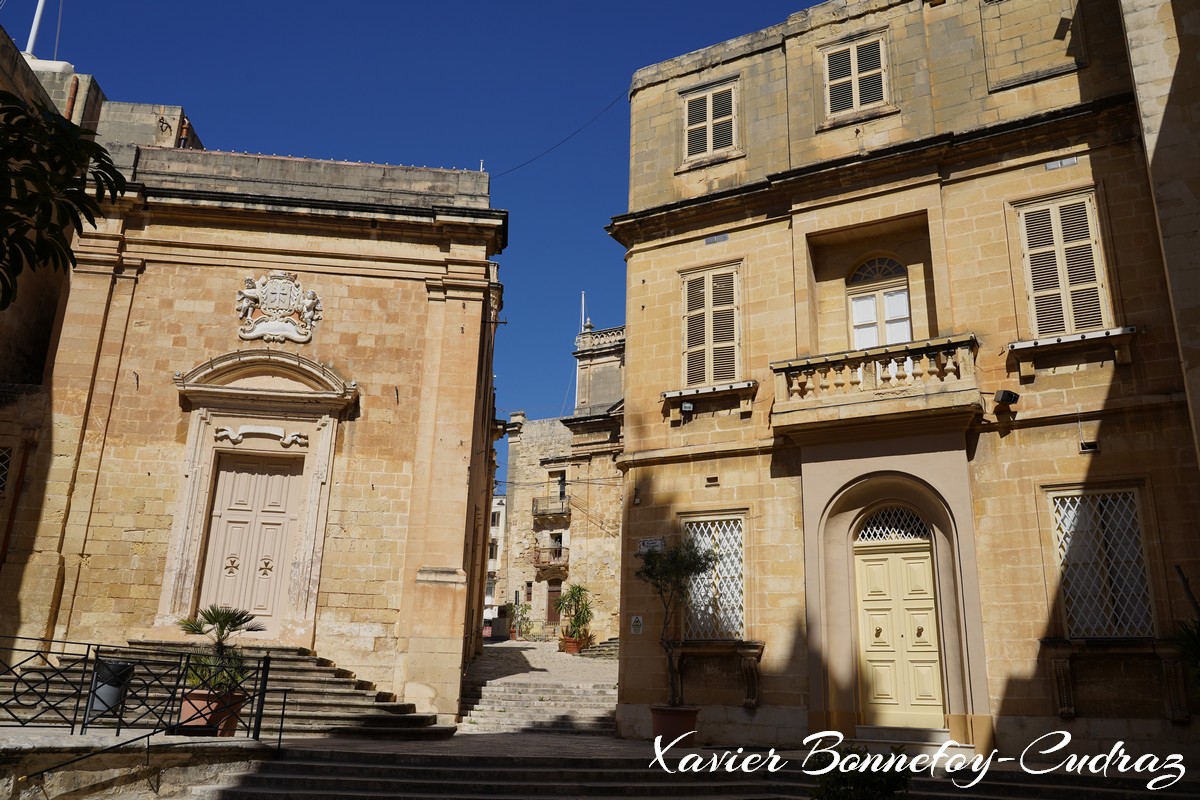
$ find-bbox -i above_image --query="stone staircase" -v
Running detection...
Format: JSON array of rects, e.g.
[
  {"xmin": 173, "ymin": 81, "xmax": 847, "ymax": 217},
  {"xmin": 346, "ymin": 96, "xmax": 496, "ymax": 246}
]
[
  {"xmin": 191, "ymin": 747, "xmax": 800, "ymax": 799},
  {"xmin": 0, "ymin": 640, "xmax": 453, "ymax": 740},
  {"xmin": 581, "ymin": 636, "xmax": 620, "ymax": 660},
  {"xmin": 458, "ymin": 679, "xmax": 617, "ymax": 735},
  {"xmin": 129, "ymin": 640, "xmax": 455, "ymax": 740},
  {"xmin": 188, "ymin": 744, "xmax": 1200, "ymax": 799}
]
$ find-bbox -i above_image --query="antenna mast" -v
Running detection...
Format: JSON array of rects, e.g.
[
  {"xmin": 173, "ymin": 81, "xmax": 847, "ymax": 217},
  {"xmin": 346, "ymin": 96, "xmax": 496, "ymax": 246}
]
[{"xmin": 24, "ymin": 0, "xmax": 48, "ymax": 55}]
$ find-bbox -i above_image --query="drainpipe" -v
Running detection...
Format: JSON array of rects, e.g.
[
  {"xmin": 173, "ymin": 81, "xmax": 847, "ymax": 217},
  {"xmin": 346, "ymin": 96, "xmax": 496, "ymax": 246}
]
[{"xmin": 64, "ymin": 74, "xmax": 78, "ymax": 122}]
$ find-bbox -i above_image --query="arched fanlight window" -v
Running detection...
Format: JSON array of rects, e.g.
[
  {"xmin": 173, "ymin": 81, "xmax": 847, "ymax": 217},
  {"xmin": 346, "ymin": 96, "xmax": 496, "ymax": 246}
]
[
  {"xmin": 848, "ymin": 256, "xmax": 907, "ymax": 285},
  {"xmin": 855, "ymin": 505, "xmax": 931, "ymax": 543}
]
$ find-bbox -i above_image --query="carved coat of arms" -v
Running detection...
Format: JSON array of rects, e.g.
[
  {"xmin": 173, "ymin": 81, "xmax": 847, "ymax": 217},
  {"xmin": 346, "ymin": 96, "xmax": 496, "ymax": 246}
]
[{"xmin": 236, "ymin": 271, "xmax": 322, "ymax": 343}]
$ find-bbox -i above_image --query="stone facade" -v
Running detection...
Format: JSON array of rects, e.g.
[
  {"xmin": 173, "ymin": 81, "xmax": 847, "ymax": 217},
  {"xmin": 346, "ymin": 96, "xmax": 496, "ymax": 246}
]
[
  {"xmin": 609, "ymin": 0, "xmax": 1200, "ymax": 757},
  {"xmin": 501, "ymin": 324, "xmax": 625, "ymax": 645},
  {"xmin": 0, "ymin": 37, "xmax": 506, "ymax": 721}
]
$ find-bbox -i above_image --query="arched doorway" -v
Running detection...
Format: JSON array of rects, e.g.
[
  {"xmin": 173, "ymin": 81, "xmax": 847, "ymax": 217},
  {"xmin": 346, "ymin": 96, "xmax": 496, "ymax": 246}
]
[{"xmin": 805, "ymin": 467, "xmax": 989, "ymax": 748}]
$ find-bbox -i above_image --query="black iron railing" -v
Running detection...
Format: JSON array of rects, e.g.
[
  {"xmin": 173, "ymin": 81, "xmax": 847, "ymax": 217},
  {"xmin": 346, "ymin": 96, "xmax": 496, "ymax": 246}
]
[{"xmin": 0, "ymin": 634, "xmax": 285, "ymax": 738}]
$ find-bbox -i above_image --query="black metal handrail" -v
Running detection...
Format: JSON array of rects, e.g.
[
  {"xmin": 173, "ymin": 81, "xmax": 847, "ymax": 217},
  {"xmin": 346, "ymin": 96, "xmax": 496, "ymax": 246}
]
[
  {"xmin": 2, "ymin": 633, "xmax": 293, "ymax": 784},
  {"xmin": 0, "ymin": 634, "xmax": 276, "ymax": 735}
]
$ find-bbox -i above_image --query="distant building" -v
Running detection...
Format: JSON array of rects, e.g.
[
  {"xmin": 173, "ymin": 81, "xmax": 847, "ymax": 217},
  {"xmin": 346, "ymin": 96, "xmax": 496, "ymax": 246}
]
[
  {"xmin": 0, "ymin": 32, "xmax": 506, "ymax": 722},
  {"xmin": 609, "ymin": 0, "xmax": 1200, "ymax": 756},
  {"xmin": 483, "ymin": 496, "xmax": 506, "ymax": 632},
  {"xmin": 502, "ymin": 323, "xmax": 624, "ymax": 643}
]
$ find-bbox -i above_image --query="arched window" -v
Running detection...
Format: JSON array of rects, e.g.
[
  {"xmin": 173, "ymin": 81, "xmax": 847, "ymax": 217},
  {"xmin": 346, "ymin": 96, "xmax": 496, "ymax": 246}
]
[{"xmin": 847, "ymin": 257, "xmax": 911, "ymax": 350}]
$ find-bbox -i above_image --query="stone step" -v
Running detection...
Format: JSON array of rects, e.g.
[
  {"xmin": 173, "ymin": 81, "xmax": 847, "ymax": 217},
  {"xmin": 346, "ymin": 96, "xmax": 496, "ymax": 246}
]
[
  {"xmin": 462, "ymin": 684, "xmax": 617, "ymax": 699},
  {"xmin": 190, "ymin": 753, "xmax": 787, "ymax": 799},
  {"xmin": 465, "ymin": 705, "xmax": 619, "ymax": 714},
  {"xmin": 580, "ymin": 637, "xmax": 621, "ymax": 659}
]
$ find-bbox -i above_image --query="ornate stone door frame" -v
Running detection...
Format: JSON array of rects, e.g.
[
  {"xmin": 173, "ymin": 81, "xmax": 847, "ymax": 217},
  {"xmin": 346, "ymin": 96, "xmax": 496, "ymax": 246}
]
[{"xmin": 157, "ymin": 350, "xmax": 357, "ymax": 647}]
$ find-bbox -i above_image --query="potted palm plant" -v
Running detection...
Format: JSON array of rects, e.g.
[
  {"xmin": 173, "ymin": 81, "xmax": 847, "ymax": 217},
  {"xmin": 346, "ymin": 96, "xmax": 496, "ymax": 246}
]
[
  {"xmin": 555, "ymin": 584, "xmax": 594, "ymax": 654},
  {"xmin": 634, "ymin": 536, "xmax": 717, "ymax": 746},
  {"xmin": 176, "ymin": 605, "xmax": 264, "ymax": 736}
]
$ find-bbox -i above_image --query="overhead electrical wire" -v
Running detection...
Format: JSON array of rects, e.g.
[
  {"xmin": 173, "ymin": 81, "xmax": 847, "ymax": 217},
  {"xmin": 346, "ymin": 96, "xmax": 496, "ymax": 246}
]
[{"xmin": 492, "ymin": 88, "xmax": 625, "ymax": 179}]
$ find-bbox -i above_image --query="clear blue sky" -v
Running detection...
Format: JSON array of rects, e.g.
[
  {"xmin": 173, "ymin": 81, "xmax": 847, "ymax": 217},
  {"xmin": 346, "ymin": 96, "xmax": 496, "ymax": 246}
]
[{"xmin": 4, "ymin": 1, "xmax": 808, "ymax": 482}]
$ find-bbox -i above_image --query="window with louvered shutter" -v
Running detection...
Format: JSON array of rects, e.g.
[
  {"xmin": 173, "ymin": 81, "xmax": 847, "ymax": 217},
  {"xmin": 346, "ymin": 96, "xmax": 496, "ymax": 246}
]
[
  {"xmin": 683, "ymin": 85, "xmax": 737, "ymax": 159},
  {"xmin": 1019, "ymin": 194, "xmax": 1110, "ymax": 336},
  {"xmin": 824, "ymin": 35, "xmax": 888, "ymax": 117},
  {"xmin": 682, "ymin": 268, "xmax": 740, "ymax": 387}
]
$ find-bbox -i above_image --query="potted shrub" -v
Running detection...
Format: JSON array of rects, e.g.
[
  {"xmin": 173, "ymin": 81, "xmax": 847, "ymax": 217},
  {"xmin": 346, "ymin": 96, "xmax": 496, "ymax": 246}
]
[
  {"xmin": 634, "ymin": 536, "xmax": 717, "ymax": 746},
  {"xmin": 176, "ymin": 605, "xmax": 264, "ymax": 736},
  {"xmin": 555, "ymin": 583, "xmax": 594, "ymax": 654}
]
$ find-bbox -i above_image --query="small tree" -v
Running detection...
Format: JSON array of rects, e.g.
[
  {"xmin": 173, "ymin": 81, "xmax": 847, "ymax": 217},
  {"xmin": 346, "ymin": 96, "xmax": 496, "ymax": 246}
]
[
  {"xmin": 555, "ymin": 583, "xmax": 594, "ymax": 643},
  {"xmin": 0, "ymin": 89, "xmax": 126, "ymax": 310},
  {"xmin": 178, "ymin": 605, "xmax": 265, "ymax": 692},
  {"xmin": 634, "ymin": 537, "xmax": 717, "ymax": 706}
]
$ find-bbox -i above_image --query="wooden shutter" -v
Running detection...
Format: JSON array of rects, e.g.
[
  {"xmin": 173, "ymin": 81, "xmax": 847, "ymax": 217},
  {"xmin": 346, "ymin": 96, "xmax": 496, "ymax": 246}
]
[
  {"xmin": 827, "ymin": 47, "xmax": 854, "ymax": 114},
  {"xmin": 857, "ymin": 39, "xmax": 885, "ymax": 106},
  {"xmin": 711, "ymin": 272, "xmax": 737, "ymax": 383},
  {"xmin": 711, "ymin": 88, "xmax": 734, "ymax": 151},
  {"xmin": 685, "ymin": 87, "xmax": 735, "ymax": 158},
  {"xmin": 1021, "ymin": 195, "xmax": 1108, "ymax": 335},
  {"xmin": 683, "ymin": 270, "xmax": 739, "ymax": 387},
  {"xmin": 685, "ymin": 275, "xmax": 708, "ymax": 386},
  {"xmin": 827, "ymin": 37, "xmax": 886, "ymax": 115},
  {"xmin": 686, "ymin": 95, "xmax": 709, "ymax": 158}
]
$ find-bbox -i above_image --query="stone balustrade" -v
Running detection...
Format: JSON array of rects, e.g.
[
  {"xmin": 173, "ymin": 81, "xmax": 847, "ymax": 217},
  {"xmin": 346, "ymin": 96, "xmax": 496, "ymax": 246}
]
[{"xmin": 770, "ymin": 334, "xmax": 981, "ymax": 437}]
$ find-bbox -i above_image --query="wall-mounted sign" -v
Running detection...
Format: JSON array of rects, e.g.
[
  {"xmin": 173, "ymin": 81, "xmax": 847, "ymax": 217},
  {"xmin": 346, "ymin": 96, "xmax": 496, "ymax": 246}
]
[
  {"xmin": 631, "ymin": 615, "xmax": 644, "ymax": 635},
  {"xmin": 638, "ymin": 537, "xmax": 664, "ymax": 554}
]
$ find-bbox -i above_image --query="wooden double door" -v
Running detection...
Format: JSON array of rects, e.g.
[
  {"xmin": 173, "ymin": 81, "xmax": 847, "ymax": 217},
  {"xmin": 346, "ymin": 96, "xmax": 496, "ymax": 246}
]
[
  {"xmin": 855, "ymin": 539, "xmax": 945, "ymax": 728},
  {"xmin": 198, "ymin": 454, "xmax": 303, "ymax": 636}
]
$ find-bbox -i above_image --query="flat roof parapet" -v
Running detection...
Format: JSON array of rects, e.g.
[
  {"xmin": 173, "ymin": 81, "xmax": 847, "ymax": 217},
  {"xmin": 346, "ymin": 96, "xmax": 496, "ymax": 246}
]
[{"xmin": 111, "ymin": 144, "xmax": 493, "ymax": 210}]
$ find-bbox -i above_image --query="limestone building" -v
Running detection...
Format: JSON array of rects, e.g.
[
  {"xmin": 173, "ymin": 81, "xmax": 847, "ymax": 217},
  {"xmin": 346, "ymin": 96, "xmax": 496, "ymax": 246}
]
[
  {"xmin": 608, "ymin": 0, "xmax": 1200, "ymax": 756},
  {"xmin": 501, "ymin": 323, "xmax": 624, "ymax": 643},
  {"xmin": 0, "ymin": 35, "xmax": 507, "ymax": 721}
]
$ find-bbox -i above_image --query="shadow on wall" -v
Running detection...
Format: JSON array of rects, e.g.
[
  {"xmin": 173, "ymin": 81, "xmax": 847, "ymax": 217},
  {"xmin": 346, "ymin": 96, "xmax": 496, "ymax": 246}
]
[
  {"xmin": 996, "ymin": 14, "xmax": 1200, "ymax": 746},
  {"xmin": 0, "ymin": 267, "xmax": 64, "ymax": 658}
]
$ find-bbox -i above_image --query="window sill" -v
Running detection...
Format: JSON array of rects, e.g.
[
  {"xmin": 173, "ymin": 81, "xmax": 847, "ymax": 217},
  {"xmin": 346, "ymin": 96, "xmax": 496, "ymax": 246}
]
[
  {"xmin": 662, "ymin": 380, "xmax": 757, "ymax": 423},
  {"xmin": 1007, "ymin": 325, "xmax": 1136, "ymax": 378},
  {"xmin": 816, "ymin": 103, "xmax": 900, "ymax": 133},
  {"xmin": 675, "ymin": 148, "xmax": 746, "ymax": 175}
]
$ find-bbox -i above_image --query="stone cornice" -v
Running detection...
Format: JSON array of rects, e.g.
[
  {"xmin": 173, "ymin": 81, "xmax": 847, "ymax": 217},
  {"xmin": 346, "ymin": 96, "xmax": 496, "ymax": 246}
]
[{"xmin": 608, "ymin": 94, "xmax": 1138, "ymax": 248}]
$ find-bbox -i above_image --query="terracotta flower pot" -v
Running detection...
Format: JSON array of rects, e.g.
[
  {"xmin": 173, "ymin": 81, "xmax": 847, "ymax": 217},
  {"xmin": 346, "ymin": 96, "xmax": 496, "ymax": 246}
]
[
  {"xmin": 650, "ymin": 704, "xmax": 700, "ymax": 747},
  {"xmin": 178, "ymin": 689, "xmax": 247, "ymax": 737},
  {"xmin": 560, "ymin": 636, "xmax": 584, "ymax": 654}
]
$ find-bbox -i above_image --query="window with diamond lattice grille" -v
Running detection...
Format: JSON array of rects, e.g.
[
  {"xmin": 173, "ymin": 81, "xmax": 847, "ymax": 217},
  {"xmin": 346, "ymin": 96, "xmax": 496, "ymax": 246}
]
[
  {"xmin": 683, "ymin": 268, "xmax": 740, "ymax": 387},
  {"xmin": 824, "ymin": 35, "xmax": 888, "ymax": 117},
  {"xmin": 1051, "ymin": 491, "xmax": 1153, "ymax": 638},
  {"xmin": 1019, "ymin": 193, "xmax": 1111, "ymax": 336},
  {"xmin": 856, "ymin": 506, "xmax": 931, "ymax": 543},
  {"xmin": 684, "ymin": 517, "xmax": 744, "ymax": 639},
  {"xmin": 0, "ymin": 447, "xmax": 10, "ymax": 496},
  {"xmin": 683, "ymin": 84, "xmax": 736, "ymax": 160}
]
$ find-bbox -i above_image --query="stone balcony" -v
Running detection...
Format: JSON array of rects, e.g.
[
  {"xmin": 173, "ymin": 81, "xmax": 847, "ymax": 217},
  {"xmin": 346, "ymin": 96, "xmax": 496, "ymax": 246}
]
[
  {"xmin": 532, "ymin": 496, "xmax": 570, "ymax": 517},
  {"xmin": 770, "ymin": 333, "xmax": 982, "ymax": 440}
]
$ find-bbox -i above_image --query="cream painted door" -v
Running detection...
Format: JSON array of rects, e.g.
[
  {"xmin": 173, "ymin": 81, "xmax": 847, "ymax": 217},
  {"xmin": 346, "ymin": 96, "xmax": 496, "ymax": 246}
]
[
  {"xmin": 198, "ymin": 455, "xmax": 302, "ymax": 636},
  {"xmin": 855, "ymin": 541, "xmax": 944, "ymax": 727}
]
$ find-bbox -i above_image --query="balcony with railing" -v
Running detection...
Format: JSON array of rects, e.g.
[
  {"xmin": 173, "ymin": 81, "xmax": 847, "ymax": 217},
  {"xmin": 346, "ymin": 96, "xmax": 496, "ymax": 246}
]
[
  {"xmin": 770, "ymin": 333, "xmax": 982, "ymax": 438},
  {"xmin": 532, "ymin": 495, "xmax": 570, "ymax": 517},
  {"xmin": 533, "ymin": 546, "xmax": 569, "ymax": 568}
]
